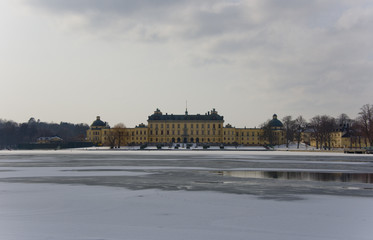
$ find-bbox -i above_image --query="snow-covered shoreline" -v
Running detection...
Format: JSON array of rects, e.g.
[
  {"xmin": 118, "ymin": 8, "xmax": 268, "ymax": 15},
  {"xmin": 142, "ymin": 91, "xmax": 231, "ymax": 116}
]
[{"xmin": 1, "ymin": 148, "xmax": 371, "ymax": 158}]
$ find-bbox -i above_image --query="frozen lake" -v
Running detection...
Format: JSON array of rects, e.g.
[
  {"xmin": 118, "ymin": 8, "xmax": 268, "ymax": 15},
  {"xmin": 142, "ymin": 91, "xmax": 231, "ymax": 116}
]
[{"xmin": 1, "ymin": 150, "xmax": 373, "ymax": 239}]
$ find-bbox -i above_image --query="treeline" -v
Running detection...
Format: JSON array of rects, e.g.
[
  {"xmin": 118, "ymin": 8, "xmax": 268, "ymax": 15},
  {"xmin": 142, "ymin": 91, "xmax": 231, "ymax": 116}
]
[
  {"xmin": 264, "ymin": 104, "xmax": 373, "ymax": 149},
  {"xmin": 0, "ymin": 117, "xmax": 89, "ymax": 149}
]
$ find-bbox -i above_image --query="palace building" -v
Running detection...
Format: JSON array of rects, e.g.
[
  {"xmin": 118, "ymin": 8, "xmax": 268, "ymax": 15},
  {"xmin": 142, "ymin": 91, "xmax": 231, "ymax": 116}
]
[{"xmin": 86, "ymin": 109, "xmax": 285, "ymax": 147}]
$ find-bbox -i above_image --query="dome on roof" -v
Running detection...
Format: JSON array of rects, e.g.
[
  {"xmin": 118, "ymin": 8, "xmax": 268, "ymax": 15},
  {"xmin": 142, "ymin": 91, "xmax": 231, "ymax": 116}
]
[
  {"xmin": 269, "ymin": 114, "xmax": 283, "ymax": 128},
  {"xmin": 91, "ymin": 116, "xmax": 107, "ymax": 127}
]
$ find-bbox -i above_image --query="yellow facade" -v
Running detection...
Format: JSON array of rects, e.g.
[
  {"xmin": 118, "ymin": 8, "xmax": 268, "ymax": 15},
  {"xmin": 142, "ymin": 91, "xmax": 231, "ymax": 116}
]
[
  {"xmin": 223, "ymin": 127, "xmax": 266, "ymax": 146},
  {"xmin": 147, "ymin": 121, "xmax": 224, "ymax": 144},
  {"xmin": 127, "ymin": 124, "xmax": 148, "ymax": 145},
  {"xmin": 86, "ymin": 116, "xmax": 110, "ymax": 145},
  {"xmin": 341, "ymin": 136, "xmax": 371, "ymax": 148},
  {"xmin": 308, "ymin": 131, "xmax": 372, "ymax": 149},
  {"xmin": 86, "ymin": 109, "xmax": 286, "ymax": 147}
]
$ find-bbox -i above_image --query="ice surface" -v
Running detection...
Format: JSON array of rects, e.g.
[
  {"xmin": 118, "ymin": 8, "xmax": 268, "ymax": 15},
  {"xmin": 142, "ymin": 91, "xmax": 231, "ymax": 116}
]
[
  {"xmin": 1, "ymin": 183, "xmax": 372, "ymax": 240},
  {"xmin": 0, "ymin": 150, "xmax": 373, "ymax": 239}
]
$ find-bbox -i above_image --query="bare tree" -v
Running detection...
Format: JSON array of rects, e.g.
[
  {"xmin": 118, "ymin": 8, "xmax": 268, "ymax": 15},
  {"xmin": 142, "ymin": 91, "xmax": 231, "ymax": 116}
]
[
  {"xmin": 310, "ymin": 116, "xmax": 322, "ymax": 149},
  {"xmin": 113, "ymin": 123, "xmax": 126, "ymax": 148},
  {"xmin": 106, "ymin": 131, "xmax": 117, "ymax": 149},
  {"xmin": 320, "ymin": 115, "xmax": 336, "ymax": 150},
  {"xmin": 310, "ymin": 115, "xmax": 336, "ymax": 149},
  {"xmin": 260, "ymin": 120, "xmax": 274, "ymax": 146},
  {"xmin": 294, "ymin": 115, "xmax": 307, "ymax": 149},
  {"xmin": 337, "ymin": 113, "xmax": 351, "ymax": 128},
  {"xmin": 282, "ymin": 116, "xmax": 296, "ymax": 148},
  {"xmin": 357, "ymin": 104, "xmax": 373, "ymax": 146}
]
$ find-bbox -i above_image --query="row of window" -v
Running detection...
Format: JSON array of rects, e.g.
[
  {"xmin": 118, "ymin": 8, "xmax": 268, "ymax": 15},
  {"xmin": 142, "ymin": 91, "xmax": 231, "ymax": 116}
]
[
  {"xmin": 224, "ymin": 131, "xmax": 261, "ymax": 136},
  {"xmin": 93, "ymin": 130, "xmax": 261, "ymax": 138},
  {"xmin": 92, "ymin": 130, "xmax": 262, "ymax": 137},
  {"xmin": 150, "ymin": 123, "xmax": 222, "ymax": 129},
  {"xmin": 131, "ymin": 137, "xmax": 147, "ymax": 141},
  {"xmin": 130, "ymin": 131, "xmax": 147, "ymax": 136},
  {"xmin": 149, "ymin": 130, "xmax": 222, "ymax": 136},
  {"xmin": 132, "ymin": 130, "xmax": 147, "ymax": 135},
  {"xmin": 149, "ymin": 137, "xmax": 221, "ymax": 143},
  {"xmin": 146, "ymin": 137, "xmax": 262, "ymax": 145},
  {"xmin": 225, "ymin": 137, "xmax": 259, "ymax": 141}
]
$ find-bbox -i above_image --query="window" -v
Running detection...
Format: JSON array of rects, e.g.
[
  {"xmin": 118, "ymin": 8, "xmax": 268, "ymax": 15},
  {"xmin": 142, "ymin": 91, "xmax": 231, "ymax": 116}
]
[
  {"xmin": 178, "ymin": 124, "xmax": 180, "ymax": 128},
  {"xmin": 191, "ymin": 124, "xmax": 193, "ymax": 128},
  {"xmin": 196, "ymin": 124, "xmax": 199, "ymax": 128}
]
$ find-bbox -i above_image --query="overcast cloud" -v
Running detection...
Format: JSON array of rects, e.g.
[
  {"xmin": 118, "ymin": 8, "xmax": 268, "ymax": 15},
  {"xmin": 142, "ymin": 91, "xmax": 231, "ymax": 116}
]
[{"xmin": 1, "ymin": 0, "xmax": 372, "ymax": 127}]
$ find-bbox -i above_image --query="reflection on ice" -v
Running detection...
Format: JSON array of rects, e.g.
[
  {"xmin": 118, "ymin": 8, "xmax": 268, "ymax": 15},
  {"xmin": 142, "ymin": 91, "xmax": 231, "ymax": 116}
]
[{"xmin": 218, "ymin": 171, "xmax": 373, "ymax": 183}]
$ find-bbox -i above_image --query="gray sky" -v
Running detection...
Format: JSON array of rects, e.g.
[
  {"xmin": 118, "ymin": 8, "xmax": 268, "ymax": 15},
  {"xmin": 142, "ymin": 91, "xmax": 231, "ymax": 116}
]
[{"xmin": 1, "ymin": 0, "xmax": 372, "ymax": 127}]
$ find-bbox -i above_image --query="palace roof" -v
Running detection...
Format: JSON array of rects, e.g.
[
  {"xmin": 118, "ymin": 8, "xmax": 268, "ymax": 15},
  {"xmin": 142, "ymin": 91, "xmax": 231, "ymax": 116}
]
[
  {"xmin": 148, "ymin": 108, "xmax": 224, "ymax": 121},
  {"xmin": 91, "ymin": 116, "xmax": 108, "ymax": 127},
  {"xmin": 269, "ymin": 114, "xmax": 283, "ymax": 128}
]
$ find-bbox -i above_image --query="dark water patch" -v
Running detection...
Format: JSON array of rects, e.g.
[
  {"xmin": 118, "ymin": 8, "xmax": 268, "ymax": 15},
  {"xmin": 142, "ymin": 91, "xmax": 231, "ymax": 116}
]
[
  {"xmin": 216, "ymin": 171, "xmax": 373, "ymax": 184},
  {"xmin": 61, "ymin": 169, "xmax": 130, "ymax": 172}
]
